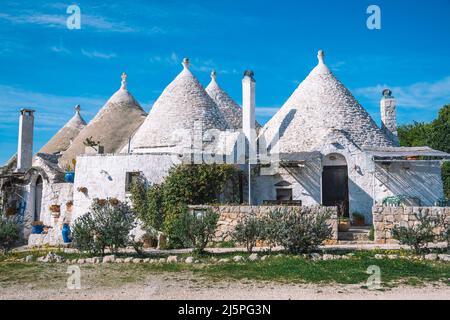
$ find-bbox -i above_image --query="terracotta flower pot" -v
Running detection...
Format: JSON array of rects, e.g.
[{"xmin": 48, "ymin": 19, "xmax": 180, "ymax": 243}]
[
  {"xmin": 49, "ymin": 205, "xmax": 61, "ymax": 213},
  {"xmin": 338, "ymin": 220, "xmax": 351, "ymax": 232},
  {"xmin": 6, "ymin": 207, "xmax": 16, "ymax": 216}
]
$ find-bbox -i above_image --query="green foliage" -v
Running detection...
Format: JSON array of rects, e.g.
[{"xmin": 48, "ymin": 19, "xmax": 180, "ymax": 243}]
[
  {"xmin": 129, "ymin": 164, "xmax": 241, "ymax": 248},
  {"xmin": 397, "ymin": 122, "xmax": 431, "ymax": 147},
  {"xmin": 429, "ymin": 105, "xmax": 450, "ymax": 153},
  {"xmin": 232, "ymin": 216, "xmax": 265, "ymax": 253},
  {"xmin": 130, "ymin": 182, "xmax": 164, "ymax": 231},
  {"xmin": 170, "ymin": 209, "xmax": 219, "ymax": 252},
  {"xmin": 269, "ymin": 208, "xmax": 333, "ymax": 254},
  {"xmin": 0, "ymin": 217, "xmax": 20, "ymax": 253},
  {"xmin": 232, "ymin": 208, "xmax": 334, "ymax": 254},
  {"xmin": 391, "ymin": 212, "xmax": 439, "ymax": 254},
  {"xmin": 368, "ymin": 225, "xmax": 375, "ymax": 241},
  {"xmin": 71, "ymin": 199, "xmax": 136, "ymax": 255},
  {"xmin": 442, "ymin": 162, "xmax": 450, "ymax": 199}
]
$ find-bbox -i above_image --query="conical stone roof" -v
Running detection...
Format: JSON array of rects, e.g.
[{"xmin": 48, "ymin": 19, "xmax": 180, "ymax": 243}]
[
  {"xmin": 260, "ymin": 50, "xmax": 395, "ymax": 153},
  {"xmin": 39, "ymin": 105, "xmax": 87, "ymax": 155},
  {"xmin": 131, "ymin": 58, "xmax": 229, "ymax": 151},
  {"xmin": 60, "ymin": 73, "xmax": 147, "ymax": 166},
  {"xmin": 206, "ymin": 71, "xmax": 243, "ymax": 130}
]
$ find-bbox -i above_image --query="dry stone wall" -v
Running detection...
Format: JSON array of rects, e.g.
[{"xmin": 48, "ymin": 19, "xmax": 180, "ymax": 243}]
[
  {"xmin": 373, "ymin": 205, "xmax": 450, "ymax": 244},
  {"xmin": 190, "ymin": 205, "xmax": 338, "ymax": 242}
]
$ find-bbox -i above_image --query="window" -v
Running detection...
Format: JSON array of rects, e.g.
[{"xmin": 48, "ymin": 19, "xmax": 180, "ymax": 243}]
[
  {"xmin": 276, "ymin": 188, "xmax": 292, "ymax": 201},
  {"xmin": 125, "ymin": 172, "xmax": 141, "ymax": 193}
]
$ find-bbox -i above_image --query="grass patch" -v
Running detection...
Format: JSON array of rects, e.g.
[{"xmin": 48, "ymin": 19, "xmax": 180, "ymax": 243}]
[{"xmin": 0, "ymin": 250, "xmax": 449, "ymax": 290}]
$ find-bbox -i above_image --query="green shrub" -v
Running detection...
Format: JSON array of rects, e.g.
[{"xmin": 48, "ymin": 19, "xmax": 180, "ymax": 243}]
[
  {"xmin": 368, "ymin": 225, "xmax": 375, "ymax": 241},
  {"xmin": 0, "ymin": 217, "xmax": 20, "ymax": 253},
  {"xmin": 170, "ymin": 209, "xmax": 219, "ymax": 253},
  {"xmin": 268, "ymin": 207, "xmax": 333, "ymax": 254},
  {"xmin": 72, "ymin": 199, "xmax": 136, "ymax": 255},
  {"xmin": 232, "ymin": 216, "xmax": 265, "ymax": 253},
  {"xmin": 129, "ymin": 164, "xmax": 241, "ymax": 247},
  {"xmin": 130, "ymin": 182, "xmax": 164, "ymax": 231},
  {"xmin": 391, "ymin": 212, "xmax": 439, "ymax": 255}
]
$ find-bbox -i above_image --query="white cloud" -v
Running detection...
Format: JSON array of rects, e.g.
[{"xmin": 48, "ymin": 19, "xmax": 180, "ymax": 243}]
[
  {"xmin": 354, "ymin": 76, "xmax": 450, "ymax": 109},
  {"xmin": 50, "ymin": 45, "xmax": 71, "ymax": 54},
  {"xmin": 81, "ymin": 49, "xmax": 117, "ymax": 59}
]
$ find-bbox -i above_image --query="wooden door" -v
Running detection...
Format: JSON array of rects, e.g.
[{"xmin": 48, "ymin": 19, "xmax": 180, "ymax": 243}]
[{"xmin": 322, "ymin": 166, "xmax": 349, "ymax": 216}]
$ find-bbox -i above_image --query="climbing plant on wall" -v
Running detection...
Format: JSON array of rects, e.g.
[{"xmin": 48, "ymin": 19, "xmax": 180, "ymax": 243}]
[{"xmin": 130, "ymin": 164, "xmax": 242, "ymax": 248}]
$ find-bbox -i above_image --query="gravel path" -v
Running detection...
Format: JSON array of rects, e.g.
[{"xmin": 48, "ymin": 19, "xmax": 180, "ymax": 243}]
[{"xmin": 1, "ymin": 273, "xmax": 449, "ymax": 300}]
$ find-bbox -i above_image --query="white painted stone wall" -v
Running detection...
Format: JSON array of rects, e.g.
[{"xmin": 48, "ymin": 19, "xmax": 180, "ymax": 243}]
[
  {"xmin": 72, "ymin": 153, "xmax": 174, "ymax": 220},
  {"xmin": 254, "ymin": 132, "xmax": 376, "ymax": 222}
]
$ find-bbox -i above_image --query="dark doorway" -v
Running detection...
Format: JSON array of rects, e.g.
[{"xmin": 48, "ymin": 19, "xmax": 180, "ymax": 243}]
[
  {"xmin": 34, "ymin": 176, "xmax": 43, "ymax": 221},
  {"xmin": 322, "ymin": 166, "xmax": 349, "ymax": 216}
]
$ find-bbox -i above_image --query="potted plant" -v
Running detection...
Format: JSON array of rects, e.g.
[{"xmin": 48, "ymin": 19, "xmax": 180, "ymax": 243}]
[
  {"xmin": 109, "ymin": 198, "xmax": 120, "ymax": 206},
  {"xmin": 338, "ymin": 217, "xmax": 351, "ymax": 232},
  {"xmin": 5, "ymin": 207, "xmax": 16, "ymax": 216},
  {"xmin": 31, "ymin": 221, "xmax": 44, "ymax": 234},
  {"xmin": 77, "ymin": 186, "xmax": 88, "ymax": 194},
  {"xmin": 64, "ymin": 159, "xmax": 77, "ymax": 183},
  {"xmin": 49, "ymin": 205, "xmax": 61, "ymax": 218},
  {"xmin": 95, "ymin": 198, "xmax": 107, "ymax": 206},
  {"xmin": 66, "ymin": 200, "xmax": 73, "ymax": 209},
  {"xmin": 352, "ymin": 212, "xmax": 366, "ymax": 226}
]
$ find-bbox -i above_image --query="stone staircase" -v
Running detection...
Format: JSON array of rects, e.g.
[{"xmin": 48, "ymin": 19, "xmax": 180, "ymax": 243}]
[{"xmin": 338, "ymin": 226, "xmax": 372, "ymax": 244}]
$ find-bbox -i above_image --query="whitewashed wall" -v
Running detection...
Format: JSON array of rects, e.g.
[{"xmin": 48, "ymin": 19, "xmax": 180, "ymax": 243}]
[
  {"xmin": 254, "ymin": 132, "xmax": 376, "ymax": 221},
  {"xmin": 72, "ymin": 153, "xmax": 174, "ymax": 221}
]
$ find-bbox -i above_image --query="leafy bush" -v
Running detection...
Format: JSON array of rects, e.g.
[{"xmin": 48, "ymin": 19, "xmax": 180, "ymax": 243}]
[
  {"xmin": 130, "ymin": 164, "xmax": 241, "ymax": 248},
  {"xmin": 170, "ymin": 209, "xmax": 219, "ymax": 252},
  {"xmin": 267, "ymin": 207, "xmax": 333, "ymax": 254},
  {"xmin": 71, "ymin": 199, "xmax": 136, "ymax": 255},
  {"xmin": 0, "ymin": 217, "xmax": 20, "ymax": 253},
  {"xmin": 130, "ymin": 182, "xmax": 164, "ymax": 231},
  {"xmin": 391, "ymin": 212, "xmax": 439, "ymax": 255},
  {"xmin": 232, "ymin": 216, "xmax": 265, "ymax": 253}
]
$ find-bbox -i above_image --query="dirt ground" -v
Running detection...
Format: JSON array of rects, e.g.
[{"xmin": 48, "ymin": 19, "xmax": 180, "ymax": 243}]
[{"xmin": 1, "ymin": 272, "xmax": 449, "ymax": 300}]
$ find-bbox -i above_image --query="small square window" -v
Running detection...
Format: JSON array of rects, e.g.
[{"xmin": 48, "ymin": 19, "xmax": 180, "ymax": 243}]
[{"xmin": 276, "ymin": 188, "xmax": 292, "ymax": 201}]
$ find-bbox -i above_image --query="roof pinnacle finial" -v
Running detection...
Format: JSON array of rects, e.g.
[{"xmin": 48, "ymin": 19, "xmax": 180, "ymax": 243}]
[
  {"xmin": 121, "ymin": 72, "xmax": 127, "ymax": 90},
  {"xmin": 75, "ymin": 104, "xmax": 81, "ymax": 114},
  {"xmin": 182, "ymin": 58, "xmax": 190, "ymax": 69},
  {"xmin": 317, "ymin": 50, "xmax": 325, "ymax": 64},
  {"xmin": 211, "ymin": 70, "xmax": 217, "ymax": 81}
]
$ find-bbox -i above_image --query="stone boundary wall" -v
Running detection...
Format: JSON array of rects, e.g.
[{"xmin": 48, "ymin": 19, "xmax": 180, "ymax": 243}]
[
  {"xmin": 190, "ymin": 205, "xmax": 338, "ymax": 242},
  {"xmin": 373, "ymin": 205, "xmax": 450, "ymax": 244}
]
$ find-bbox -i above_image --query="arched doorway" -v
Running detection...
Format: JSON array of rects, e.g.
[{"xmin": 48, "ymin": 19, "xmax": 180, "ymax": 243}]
[
  {"xmin": 322, "ymin": 154, "xmax": 349, "ymax": 217},
  {"xmin": 34, "ymin": 176, "xmax": 43, "ymax": 221}
]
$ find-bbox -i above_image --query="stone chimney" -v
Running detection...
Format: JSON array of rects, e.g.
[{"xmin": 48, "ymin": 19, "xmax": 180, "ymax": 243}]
[
  {"xmin": 380, "ymin": 89, "xmax": 399, "ymax": 145},
  {"xmin": 242, "ymin": 70, "xmax": 256, "ymax": 160},
  {"xmin": 16, "ymin": 109, "xmax": 35, "ymax": 172}
]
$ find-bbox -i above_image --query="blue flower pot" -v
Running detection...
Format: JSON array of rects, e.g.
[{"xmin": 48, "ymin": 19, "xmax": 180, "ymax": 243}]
[
  {"xmin": 62, "ymin": 223, "xmax": 71, "ymax": 243},
  {"xmin": 64, "ymin": 171, "xmax": 75, "ymax": 183},
  {"xmin": 31, "ymin": 225, "xmax": 44, "ymax": 234}
]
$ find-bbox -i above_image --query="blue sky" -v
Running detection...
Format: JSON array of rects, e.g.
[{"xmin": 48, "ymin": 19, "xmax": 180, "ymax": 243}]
[{"xmin": 0, "ymin": 0, "xmax": 449, "ymax": 164}]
